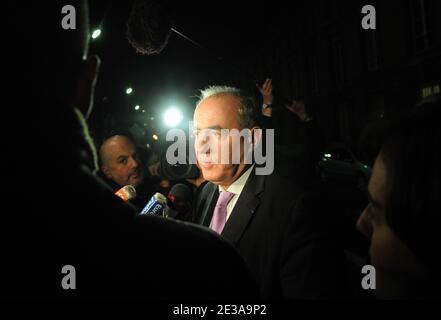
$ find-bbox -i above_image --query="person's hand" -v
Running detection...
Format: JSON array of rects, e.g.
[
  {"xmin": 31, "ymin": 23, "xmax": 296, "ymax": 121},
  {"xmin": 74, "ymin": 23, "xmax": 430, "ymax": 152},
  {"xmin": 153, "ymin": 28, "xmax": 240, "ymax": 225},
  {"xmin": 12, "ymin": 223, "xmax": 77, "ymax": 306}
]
[
  {"xmin": 256, "ymin": 78, "xmax": 273, "ymax": 105},
  {"xmin": 262, "ymin": 106, "xmax": 273, "ymax": 117},
  {"xmin": 286, "ymin": 100, "xmax": 308, "ymax": 121},
  {"xmin": 148, "ymin": 161, "xmax": 161, "ymax": 176}
]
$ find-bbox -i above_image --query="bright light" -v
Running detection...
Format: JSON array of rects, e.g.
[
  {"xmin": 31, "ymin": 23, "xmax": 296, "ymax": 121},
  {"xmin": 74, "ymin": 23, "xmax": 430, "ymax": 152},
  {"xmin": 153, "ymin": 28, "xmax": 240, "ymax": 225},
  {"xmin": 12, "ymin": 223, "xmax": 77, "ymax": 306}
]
[
  {"xmin": 135, "ymin": 105, "xmax": 140, "ymax": 110},
  {"xmin": 163, "ymin": 108, "xmax": 183, "ymax": 127},
  {"xmin": 324, "ymin": 154, "xmax": 332, "ymax": 158},
  {"xmin": 126, "ymin": 87, "xmax": 133, "ymax": 95},
  {"xmin": 91, "ymin": 29, "xmax": 101, "ymax": 39},
  {"xmin": 152, "ymin": 134, "xmax": 159, "ymax": 140}
]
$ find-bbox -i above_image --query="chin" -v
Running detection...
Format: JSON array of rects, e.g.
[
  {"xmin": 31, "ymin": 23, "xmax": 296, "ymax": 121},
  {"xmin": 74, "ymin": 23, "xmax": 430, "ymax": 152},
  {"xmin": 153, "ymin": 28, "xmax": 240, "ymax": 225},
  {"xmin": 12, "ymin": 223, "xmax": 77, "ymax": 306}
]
[{"xmin": 200, "ymin": 166, "xmax": 226, "ymax": 184}]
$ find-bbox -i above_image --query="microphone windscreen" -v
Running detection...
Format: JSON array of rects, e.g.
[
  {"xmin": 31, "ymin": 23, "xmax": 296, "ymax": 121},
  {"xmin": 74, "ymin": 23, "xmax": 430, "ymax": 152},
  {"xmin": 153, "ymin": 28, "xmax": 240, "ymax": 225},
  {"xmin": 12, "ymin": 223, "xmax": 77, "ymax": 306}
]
[
  {"xmin": 126, "ymin": 0, "xmax": 173, "ymax": 55},
  {"xmin": 168, "ymin": 183, "xmax": 192, "ymax": 202},
  {"xmin": 115, "ymin": 185, "xmax": 137, "ymax": 202}
]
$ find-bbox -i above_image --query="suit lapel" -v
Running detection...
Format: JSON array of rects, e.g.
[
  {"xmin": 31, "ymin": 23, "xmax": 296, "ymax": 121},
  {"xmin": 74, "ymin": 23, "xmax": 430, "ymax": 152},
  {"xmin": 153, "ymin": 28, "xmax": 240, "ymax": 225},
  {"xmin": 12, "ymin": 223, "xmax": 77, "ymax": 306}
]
[
  {"xmin": 221, "ymin": 170, "xmax": 265, "ymax": 246},
  {"xmin": 199, "ymin": 183, "xmax": 219, "ymax": 227}
]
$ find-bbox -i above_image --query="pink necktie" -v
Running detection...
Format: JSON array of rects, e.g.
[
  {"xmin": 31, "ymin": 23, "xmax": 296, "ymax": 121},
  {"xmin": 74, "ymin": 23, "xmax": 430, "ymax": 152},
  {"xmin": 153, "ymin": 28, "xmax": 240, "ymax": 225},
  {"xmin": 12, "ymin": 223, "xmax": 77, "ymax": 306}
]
[{"xmin": 210, "ymin": 191, "xmax": 234, "ymax": 234}]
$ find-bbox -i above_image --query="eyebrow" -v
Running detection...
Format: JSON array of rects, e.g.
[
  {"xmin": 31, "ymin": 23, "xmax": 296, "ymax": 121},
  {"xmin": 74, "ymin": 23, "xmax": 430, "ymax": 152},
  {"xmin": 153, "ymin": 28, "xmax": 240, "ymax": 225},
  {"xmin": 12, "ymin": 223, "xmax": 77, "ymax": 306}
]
[{"xmin": 195, "ymin": 125, "xmax": 224, "ymax": 130}]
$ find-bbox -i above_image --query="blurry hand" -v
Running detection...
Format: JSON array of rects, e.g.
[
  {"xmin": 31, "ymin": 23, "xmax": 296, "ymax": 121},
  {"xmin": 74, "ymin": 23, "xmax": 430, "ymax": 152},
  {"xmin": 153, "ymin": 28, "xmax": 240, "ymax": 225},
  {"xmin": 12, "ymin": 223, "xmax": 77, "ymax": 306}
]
[
  {"xmin": 286, "ymin": 100, "xmax": 308, "ymax": 121},
  {"xmin": 256, "ymin": 78, "xmax": 273, "ymax": 105},
  {"xmin": 262, "ymin": 106, "xmax": 273, "ymax": 117}
]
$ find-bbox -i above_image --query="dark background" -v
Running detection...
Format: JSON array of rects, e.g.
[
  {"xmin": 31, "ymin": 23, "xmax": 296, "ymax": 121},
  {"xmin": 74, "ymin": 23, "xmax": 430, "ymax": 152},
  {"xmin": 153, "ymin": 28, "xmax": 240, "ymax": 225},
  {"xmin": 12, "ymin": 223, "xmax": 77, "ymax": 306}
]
[{"xmin": 87, "ymin": 0, "xmax": 440, "ymax": 153}]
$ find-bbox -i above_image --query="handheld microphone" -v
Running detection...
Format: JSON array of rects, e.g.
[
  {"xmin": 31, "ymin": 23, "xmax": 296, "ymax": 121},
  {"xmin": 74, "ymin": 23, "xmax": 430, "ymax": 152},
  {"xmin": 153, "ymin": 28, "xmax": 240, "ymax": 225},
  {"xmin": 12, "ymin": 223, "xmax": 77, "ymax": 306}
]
[
  {"xmin": 165, "ymin": 184, "xmax": 193, "ymax": 220},
  {"xmin": 115, "ymin": 185, "xmax": 137, "ymax": 202},
  {"xmin": 140, "ymin": 192, "xmax": 168, "ymax": 216}
]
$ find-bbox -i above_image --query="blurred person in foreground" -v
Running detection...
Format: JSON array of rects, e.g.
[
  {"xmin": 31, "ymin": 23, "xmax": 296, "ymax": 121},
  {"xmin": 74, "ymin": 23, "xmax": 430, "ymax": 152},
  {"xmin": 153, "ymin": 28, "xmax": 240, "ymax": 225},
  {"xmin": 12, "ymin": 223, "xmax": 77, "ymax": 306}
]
[
  {"xmin": 15, "ymin": 0, "xmax": 258, "ymax": 299},
  {"xmin": 357, "ymin": 99, "xmax": 441, "ymax": 299}
]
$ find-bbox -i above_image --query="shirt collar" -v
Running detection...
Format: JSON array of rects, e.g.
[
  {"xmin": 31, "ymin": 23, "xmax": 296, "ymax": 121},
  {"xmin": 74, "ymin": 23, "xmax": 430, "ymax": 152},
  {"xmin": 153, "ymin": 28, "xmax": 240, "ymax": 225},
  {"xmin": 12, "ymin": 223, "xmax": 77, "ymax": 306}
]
[{"xmin": 218, "ymin": 165, "xmax": 255, "ymax": 195}]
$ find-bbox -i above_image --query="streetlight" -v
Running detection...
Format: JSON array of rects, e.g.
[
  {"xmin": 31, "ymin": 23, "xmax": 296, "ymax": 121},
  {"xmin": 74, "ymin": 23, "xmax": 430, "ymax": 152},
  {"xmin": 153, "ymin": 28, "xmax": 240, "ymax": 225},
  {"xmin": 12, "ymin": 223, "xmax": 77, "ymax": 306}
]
[
  {"xmin": 91, "ymin": 29, "xmax": 101, "ymax": 39},
  {"xmin": 126, "ymin": 87, "xmax": 133, "ymax": 95},
  {"xmin": 163, "ymin": 108, "xmax": 183, "ymax": 127},
  {"xmin": 134, "ymin": 105, "xmax": 140, "ymax": 111}
]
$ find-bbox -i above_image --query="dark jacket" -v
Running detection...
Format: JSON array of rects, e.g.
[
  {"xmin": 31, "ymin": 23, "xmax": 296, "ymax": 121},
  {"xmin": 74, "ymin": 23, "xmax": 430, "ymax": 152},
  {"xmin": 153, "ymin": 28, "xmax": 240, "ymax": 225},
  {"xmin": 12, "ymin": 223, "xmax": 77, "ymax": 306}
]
[
  {"xmin": 9, "ymin": 104, "xmax": 259, "ymax": 300},
  {"xmin": 194, "ymin": 167, "xmax": 346, "ymax": 299}
]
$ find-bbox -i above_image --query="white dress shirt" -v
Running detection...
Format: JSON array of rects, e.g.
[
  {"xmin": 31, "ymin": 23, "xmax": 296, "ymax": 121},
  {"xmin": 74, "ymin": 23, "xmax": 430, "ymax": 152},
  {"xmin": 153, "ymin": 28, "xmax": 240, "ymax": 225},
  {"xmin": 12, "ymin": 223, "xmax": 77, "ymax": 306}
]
[{"xmin": 218, "ymin": 165, "xmax": 255, "ymax": 221}]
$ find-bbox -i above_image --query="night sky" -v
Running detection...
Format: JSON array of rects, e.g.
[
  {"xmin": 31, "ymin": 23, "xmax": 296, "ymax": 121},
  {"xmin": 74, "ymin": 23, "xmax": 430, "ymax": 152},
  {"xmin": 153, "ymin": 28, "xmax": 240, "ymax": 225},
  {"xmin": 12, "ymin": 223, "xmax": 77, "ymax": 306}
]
[
  {"xmin": 87, "ymin": 0, "xmax": 293, "ymax": 142},
  {"xmin": 86, "ymin": 0, "xmax": 440, "ymax": 150}
]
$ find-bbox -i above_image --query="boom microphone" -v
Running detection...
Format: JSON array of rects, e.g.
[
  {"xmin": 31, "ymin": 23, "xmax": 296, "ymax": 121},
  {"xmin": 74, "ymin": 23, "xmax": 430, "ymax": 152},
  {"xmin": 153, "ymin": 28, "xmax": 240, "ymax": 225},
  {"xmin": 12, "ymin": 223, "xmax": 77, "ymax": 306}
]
[
  {"xmin": 126, "ymin": 0, "xmax": 204, "ymax": 55},
  {"xmin": 126, "ymin": 0, "xmax": 174, "ymax": 55}
]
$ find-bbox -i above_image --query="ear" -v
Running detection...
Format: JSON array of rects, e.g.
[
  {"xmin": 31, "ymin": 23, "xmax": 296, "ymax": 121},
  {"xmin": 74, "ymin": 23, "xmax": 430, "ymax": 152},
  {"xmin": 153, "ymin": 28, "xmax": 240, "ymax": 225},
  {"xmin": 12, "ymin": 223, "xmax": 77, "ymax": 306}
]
[
  {"xmin": 75, "ymin": 55, "xmax": 101, "ymax": 119},
  {"xmin": 101, "ymin": 164, "xmax": 112, "ymax": 180}
]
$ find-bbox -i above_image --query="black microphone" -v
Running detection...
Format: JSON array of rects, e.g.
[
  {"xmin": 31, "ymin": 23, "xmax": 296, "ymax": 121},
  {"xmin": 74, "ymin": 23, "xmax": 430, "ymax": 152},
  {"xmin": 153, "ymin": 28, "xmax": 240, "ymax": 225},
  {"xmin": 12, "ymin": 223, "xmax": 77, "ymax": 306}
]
[{"xmin": 165, "ymin": 183, "xmax": 193, "ymax": 220}]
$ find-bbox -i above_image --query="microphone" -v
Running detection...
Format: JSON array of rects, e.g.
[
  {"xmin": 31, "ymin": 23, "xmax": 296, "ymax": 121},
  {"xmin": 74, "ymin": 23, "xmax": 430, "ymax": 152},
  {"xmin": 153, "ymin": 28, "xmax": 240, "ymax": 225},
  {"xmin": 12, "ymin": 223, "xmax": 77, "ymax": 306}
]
[
  {"xmin": 115, "ymin": 185, "xmax": 137, "ymax": 202},
  {"xmin": 140, "ymin": 192, "xmax": 168, "ymax": 216},
  {"xmin": 126, "ymin": 0, "xmax": 173, "ymax": 55},
  {"xmin": 165, "ymin": 184, "xmax": 193, "ymax": 220},
  {"xmin": 126, "ymin": 0, "xmax": 203, "ymax": 55}
]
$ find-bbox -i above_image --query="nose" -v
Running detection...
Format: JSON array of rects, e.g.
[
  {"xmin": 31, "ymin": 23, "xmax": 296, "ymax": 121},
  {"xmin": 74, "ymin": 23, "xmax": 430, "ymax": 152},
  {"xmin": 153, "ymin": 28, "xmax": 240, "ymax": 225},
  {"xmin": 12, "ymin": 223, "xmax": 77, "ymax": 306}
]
[
  {"xmin": 356, "ymin": 207, "xmax": 373, "ymax": 239},
  {"xmin": 129, "ymin": 156, "xmax": 140, "ymax": 169},
  {"xmin": 195, "ymin": 132, "xmax": 211, "ymax": 155}
]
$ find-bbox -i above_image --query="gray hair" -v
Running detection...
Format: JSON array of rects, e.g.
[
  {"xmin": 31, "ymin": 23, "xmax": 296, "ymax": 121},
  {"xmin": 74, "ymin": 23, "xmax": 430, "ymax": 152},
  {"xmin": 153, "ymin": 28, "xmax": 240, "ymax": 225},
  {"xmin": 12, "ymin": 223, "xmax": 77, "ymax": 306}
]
[{"xmin": 197, "ymin": 86, "xmax": 258, "ymax": 129}]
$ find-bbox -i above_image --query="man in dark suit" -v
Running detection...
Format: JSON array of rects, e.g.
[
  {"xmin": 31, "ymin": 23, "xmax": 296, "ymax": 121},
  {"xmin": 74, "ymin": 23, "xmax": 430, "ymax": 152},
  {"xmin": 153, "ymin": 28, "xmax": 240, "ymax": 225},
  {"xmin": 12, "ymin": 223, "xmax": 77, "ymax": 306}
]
[
  {"xmin": 11, "ymin": 0, "xmax": 258, "ymax": 299},
  {"xmin": 193, "ymin": 86, "xmax": 346, "ymax": 299}
]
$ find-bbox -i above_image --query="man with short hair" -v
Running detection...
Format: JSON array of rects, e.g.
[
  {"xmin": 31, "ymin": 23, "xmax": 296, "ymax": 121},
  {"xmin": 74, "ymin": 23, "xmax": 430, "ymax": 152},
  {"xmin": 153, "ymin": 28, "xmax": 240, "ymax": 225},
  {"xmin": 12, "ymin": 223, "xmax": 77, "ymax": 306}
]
[
  {"xmin": 193, "ymin": 86, "xmax": 345, "ymax": 299},
  {"xmin": 100, "ymin": 135, "xmax": 143, "ymax": 188}
]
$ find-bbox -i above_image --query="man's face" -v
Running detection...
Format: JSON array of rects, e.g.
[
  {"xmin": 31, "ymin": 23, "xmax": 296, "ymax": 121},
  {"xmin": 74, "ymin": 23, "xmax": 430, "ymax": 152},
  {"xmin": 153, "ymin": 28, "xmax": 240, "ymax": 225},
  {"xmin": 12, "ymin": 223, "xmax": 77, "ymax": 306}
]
[
  {"xmin": 356, "ymin": 153, "xmax": 428, "ymax": 299},
  {"xmin": 193, "ymin": 95, "xmax": 246, "ymax": 187},
  {"xmin": 100, "ymin": 136, "xmax": 143, "ymax": 187}
]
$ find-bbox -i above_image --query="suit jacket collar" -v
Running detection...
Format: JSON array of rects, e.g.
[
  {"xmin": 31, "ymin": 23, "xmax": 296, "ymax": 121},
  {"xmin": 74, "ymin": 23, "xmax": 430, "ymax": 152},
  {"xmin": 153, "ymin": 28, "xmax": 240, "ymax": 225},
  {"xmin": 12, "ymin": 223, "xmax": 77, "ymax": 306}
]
[
  {"xmin": 198, "ymin": 167, "xmax": 266, "ymax": 246},
  {"xmin": 221, "ymin": 168, "xmax": 265, "ymax": 246},
  {"xmin": 201, "ymin": 184, "xmax": 219, "ymax": 227}
]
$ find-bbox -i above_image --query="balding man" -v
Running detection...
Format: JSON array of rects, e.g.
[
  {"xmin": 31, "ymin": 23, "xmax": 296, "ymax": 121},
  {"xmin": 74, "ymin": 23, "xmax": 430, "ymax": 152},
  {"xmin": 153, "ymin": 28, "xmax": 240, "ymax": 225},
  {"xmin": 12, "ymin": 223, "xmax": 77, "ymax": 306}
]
[
  {"xmin": 99, "ymin": 133, "xmax": 157, "ymax": 210},
  {"xmin": 100, "ymin": 134, "xmax": 143, "ymax": 188},
  {"xmin": 193, "ymin": 86, "xmax": 346, "ymax": 299}
]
